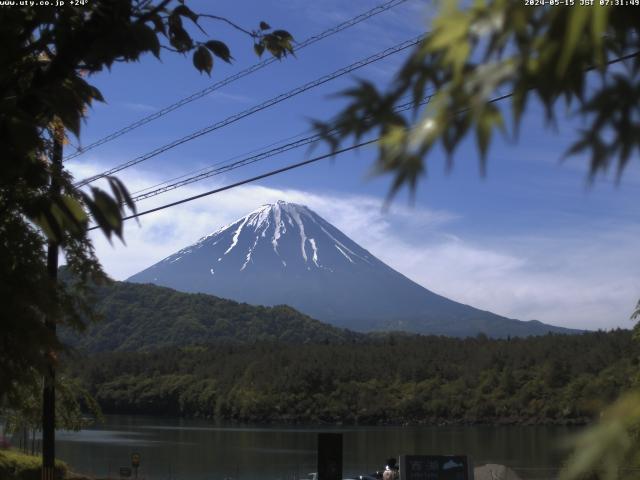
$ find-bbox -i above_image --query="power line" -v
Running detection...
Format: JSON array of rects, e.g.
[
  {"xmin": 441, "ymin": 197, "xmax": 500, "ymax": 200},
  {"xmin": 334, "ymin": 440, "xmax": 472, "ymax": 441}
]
[
  {"xmin": 87, "ymin": 91, "xmax": 520, "ymax": 231},
  {"xmin": 86, "ymin": 50, "xmax": 640, "ymax": 230},
  {"xmin": 64, "ymin": 0, "xmax": 412, "ymax": 161},
  {"xmin": 131, "ymin": 133, "xmax": 326, "ymax": 202},
  {"xmin": 88, "ymin": 138, "xmax": 379, "ymax": 231},
  {"xmin": 127, "ymin": 89, "xmax": 423, "ymax": 198},
  {"xmin": 86, "ymin": 100, "xmax": 442, "ymax": 229},
  {"xmin": 76, "ymin": 34, "xmax": 424, "ymax": 187},
  {"xmin": 126, "ymin": 52, "xmax": 640, "ymax": 202},
  {"xmin": 130, "ymin": 96, "xmax": 432, "ymax": 203},
  {"xmin": 128, "ymin": 128, "xmax": 315, "ymax": 196}
]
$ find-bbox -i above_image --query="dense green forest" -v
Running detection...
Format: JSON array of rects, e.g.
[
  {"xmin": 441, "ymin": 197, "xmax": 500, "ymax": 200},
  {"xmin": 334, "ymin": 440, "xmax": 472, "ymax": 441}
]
[
  {"xmin": 61, "ymin": 282, "xmax": 360, "ymax": 351},
  {"xmin": 69, "ymin": 329, "xmax": 637, "ymax": 425}
]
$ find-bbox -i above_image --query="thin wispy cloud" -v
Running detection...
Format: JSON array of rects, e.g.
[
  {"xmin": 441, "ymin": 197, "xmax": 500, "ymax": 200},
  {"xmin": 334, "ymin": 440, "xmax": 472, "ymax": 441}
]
[
  {"xmin": 208, "ymin": 90, "xmax": 254, "ymax": 104},
  {"xmin": 119, "ymin": 102, "xmax": 157, "ymax": 113}
]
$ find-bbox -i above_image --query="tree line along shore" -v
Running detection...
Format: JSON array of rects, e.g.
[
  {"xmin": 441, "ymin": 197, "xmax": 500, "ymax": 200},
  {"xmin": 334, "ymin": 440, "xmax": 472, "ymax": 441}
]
[{"xmin": 68, "ymin": 328, "xmax": 637, "ymax": 425}]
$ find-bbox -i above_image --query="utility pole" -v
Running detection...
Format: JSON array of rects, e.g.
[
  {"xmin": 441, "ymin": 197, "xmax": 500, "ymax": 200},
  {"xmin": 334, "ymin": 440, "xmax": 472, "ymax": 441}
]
[{"xmin": 42, "ymin": 125, "xmax": 63, "ymax": 480}]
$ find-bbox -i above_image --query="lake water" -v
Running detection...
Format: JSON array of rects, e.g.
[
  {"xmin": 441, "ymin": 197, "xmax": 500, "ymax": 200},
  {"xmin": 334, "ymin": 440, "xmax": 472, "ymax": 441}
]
[{"xmin": 54, "ymin": 415, "xmax": 578, "ymax": 480}]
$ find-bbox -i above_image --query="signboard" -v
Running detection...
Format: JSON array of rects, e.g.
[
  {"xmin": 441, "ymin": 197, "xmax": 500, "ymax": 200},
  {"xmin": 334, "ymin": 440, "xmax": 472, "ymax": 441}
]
[
  {"xmin": 399, "ymin": 455, "xmax": 473, "ymax": 480},
  {"xmin": 131, "ymin": 453, "xmax": 141, "ymax": 468},
  {"xmin": 119, "ymin": 467, "xmax": 132, "ymax": 478}
]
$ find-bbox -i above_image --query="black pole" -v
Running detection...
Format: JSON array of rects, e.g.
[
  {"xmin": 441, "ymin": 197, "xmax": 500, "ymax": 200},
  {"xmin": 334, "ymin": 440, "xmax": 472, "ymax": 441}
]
[
  {"xmin": 317, "ymin": 433, "xmax": 343, "ymax": 480},
  {"xmin": 42, "ymin": 129, "xmax": 63, "ymax": 480}
]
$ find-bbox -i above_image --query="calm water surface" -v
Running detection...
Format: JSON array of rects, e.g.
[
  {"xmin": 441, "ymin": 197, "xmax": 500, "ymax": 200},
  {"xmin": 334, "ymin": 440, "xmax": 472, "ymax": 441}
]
[{"xmin": 55, "ymin": 415, "xmax": 579, "ymax": 480}]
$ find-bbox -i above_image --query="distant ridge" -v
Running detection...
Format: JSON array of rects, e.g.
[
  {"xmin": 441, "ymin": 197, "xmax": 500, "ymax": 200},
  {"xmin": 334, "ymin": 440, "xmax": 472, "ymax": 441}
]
[
  {"xmin": 62, "ymin": 281, "xmax": 360, "ymax": 353},
  {"xmin": 128, "ymin": 201, "xmax": 580, "ymax": 338}
]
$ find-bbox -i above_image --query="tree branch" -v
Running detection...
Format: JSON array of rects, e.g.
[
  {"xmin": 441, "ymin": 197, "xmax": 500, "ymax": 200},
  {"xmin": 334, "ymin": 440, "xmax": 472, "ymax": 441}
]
[
  {"xmin": 197, "ymin": 14, "xmax": 254, "ymax": 37},
  {"xmin": 135, "ymin": 0, "xmax": 173, "ymax": 25},
  {"xmin": 160, "ymin": 45, "xmax": 182, "ymax": 53}
]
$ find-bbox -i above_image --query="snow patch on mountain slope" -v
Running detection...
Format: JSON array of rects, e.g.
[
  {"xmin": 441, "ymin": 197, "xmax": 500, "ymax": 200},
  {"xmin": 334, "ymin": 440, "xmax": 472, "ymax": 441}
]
[
  {"xmin": 309, "ymin": 238, "xmax": 320, "ymax": 267},
  {"xmin": 335, "ymin": 244, "xmax": 354, "ymax": 263},
  {"xmin": 272, "ymin": 202, "xmax": 284, "ymax": 254},
  {"xmin": 307, "ymin": 213, "xmax": 369, "ymax": 264},
  {"xmin": 285, "ymin": 203, "xmax": 309, "ymax": 262},
  {"xmin": 241, "ymin": 236, "xmax": 260, "ymax": 271},
  {"xmin": 224, "ymin": 217, "xmax": 249, "ymax": 255}
]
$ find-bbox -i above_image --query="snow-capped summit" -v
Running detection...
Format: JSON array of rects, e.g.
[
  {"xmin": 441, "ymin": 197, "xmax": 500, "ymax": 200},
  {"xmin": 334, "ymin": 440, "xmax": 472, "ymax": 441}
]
[
  {"xmin": 128, "ymin": 201, "xmax": 577, "ymax": 337},
  {"xmin": 153, "ymin": 200, "xmax": 380, "ymax": 276},
  {"xmin": 232, "ymin": 201, "xmax": 369, "ymax": 268}
]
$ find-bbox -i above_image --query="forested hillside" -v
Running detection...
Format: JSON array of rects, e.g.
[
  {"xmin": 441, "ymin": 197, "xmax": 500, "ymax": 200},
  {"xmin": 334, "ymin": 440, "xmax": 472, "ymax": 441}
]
[
  {"xmin": 61, "ymin": 281, "xmax": 360, "ymax": 351},
  {"xmin": 69, "ymin": 329, "xmax": 637, "ymax": 425}
]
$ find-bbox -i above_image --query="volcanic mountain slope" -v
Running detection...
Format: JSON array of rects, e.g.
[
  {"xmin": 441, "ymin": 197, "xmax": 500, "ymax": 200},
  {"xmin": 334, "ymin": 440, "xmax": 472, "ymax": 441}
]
[{"xmin": 128, "ymin": 201, "xmax": 579, "ymax": 337}]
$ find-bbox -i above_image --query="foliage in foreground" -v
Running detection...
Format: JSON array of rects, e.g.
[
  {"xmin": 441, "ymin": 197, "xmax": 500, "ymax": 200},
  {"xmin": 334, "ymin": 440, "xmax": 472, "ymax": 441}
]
[
  {"xmin": 0, "ymin": 1, "xmax": 293, "ymax": 406},
  {"xmin": 70, "ymin": 329, "xmax": 636, "ymax": 425},
  {"xmin": 2, "ymin": 373, "xmax": 102, "ymax": 455},
  {"xmin": 317, "ymin": 1, "xmax": 640, "ymax": 197},
  {"xmin": 0, "ymin": 449, "xmax": 66, "ymax": 480},
  {"xmin": 559, "ymin": 323, "xmax": 640, "ymax": 480},
  {"xmin": 560, "ymin": 390, "xmax": 640, "ymax": 480}
]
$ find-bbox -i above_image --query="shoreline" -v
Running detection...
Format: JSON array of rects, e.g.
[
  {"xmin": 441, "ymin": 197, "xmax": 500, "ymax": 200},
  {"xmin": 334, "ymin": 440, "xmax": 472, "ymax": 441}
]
[{"xmin": 90, "ymin": 410, "xmax": 593, "ymax": 427}]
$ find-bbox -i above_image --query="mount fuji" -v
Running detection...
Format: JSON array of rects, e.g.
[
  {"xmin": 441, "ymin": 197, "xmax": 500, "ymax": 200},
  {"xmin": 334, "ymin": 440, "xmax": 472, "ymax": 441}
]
[{"xmin": 128, "ymin": 201, "xmax": 577, "ymax": 337}]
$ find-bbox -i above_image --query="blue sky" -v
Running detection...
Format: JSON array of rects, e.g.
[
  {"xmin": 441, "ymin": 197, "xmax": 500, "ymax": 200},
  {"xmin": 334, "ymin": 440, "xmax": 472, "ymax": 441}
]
[{"xmin": 67, "ymin": 0, "xmax": 640, "ymax": 331}]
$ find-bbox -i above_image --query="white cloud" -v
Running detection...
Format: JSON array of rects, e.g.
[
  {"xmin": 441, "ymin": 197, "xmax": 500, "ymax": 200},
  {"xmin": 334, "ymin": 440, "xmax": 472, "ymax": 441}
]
[
  {"xmin": 68, "ymin": 160, "xmax": 639, "ymax": 332},
  {"xmin": 374, "ymin": 231, "xmax": 640, "ymax": 331}
]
